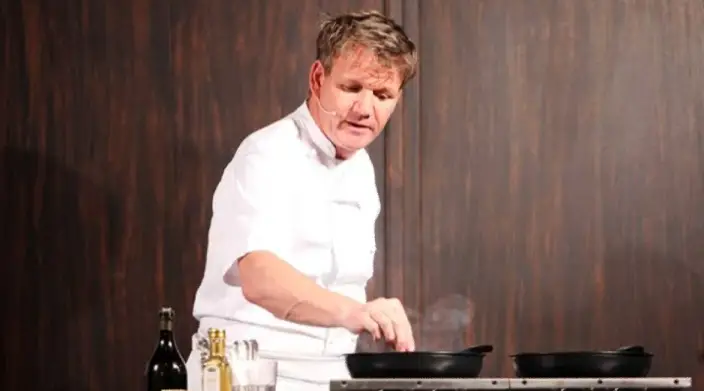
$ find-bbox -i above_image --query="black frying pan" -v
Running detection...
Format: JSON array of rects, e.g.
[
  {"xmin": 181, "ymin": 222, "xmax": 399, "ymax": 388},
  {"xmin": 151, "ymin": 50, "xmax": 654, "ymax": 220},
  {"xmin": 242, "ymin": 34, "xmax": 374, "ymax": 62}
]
[
  {"xmin": 511, "ymin": 345, "xmax": 653, "ymax": 378},
  {"xmin": 345, "ymin": 344, "xmax": 494, "ymax": 378}
]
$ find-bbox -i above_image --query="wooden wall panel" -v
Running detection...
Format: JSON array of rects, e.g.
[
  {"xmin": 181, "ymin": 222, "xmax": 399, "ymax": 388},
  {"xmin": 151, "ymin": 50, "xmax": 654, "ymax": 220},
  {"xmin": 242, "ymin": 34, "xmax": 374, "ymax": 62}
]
[
  {"xmin": 0, "ymin": 1, "xmax": 384, "ymax": 391},
  {"xmin": 5, "ymin": 0, "xmax": 704, "ymax": 389},
  {"xmin": 379, "ymin": 0, "xmax": 426, "ymax": 349},
  {"xmin": 411, "ymin": 0, "xmax": 704, "ymax": 380}
]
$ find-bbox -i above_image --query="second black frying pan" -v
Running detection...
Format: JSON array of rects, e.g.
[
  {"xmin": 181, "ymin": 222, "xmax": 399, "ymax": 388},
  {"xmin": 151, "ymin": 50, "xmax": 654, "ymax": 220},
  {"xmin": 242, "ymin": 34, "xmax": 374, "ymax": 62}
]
[
  {"xmin": 345, "ymin": 344, "xmax": 494, "ymax": 378},
  {"xmin": 511, "ymin": 345, "xmax": 653, "ymax": 378}
]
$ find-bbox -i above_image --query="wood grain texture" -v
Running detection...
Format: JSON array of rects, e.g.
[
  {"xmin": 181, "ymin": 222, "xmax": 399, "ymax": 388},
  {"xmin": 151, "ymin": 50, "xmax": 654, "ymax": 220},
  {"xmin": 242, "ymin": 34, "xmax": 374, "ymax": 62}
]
[
  {"xmin": 381, "ymin": 0, "xmax": 423, "ymax": 340},
  {"xmin": 413, "ymin": 0, "xmax": 704, "ymax": 380},
  {"xmin": 4, "ymin": 0, "xmax": 704, "ymax": 389},
  {"xmin": 0, "ymin": 1, "xmax": 384, "ymax": 391}
]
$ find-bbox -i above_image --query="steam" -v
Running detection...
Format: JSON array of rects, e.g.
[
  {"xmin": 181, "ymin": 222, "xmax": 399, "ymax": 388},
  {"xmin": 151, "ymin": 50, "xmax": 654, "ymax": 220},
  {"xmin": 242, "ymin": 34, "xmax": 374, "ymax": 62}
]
[
  {"xmin": 356, "ymin": 294, "xmax": 474, "ymax": 352},
  {"xmin": 416, "ymin": 294, "xmax": 474, "ymax": 351}
]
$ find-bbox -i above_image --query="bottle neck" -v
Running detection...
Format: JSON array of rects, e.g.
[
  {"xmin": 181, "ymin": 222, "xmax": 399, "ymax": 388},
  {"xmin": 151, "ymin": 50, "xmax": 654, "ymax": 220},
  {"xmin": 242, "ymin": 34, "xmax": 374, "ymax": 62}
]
[
  {"xmin": 210, "ymin": 340, "xmax": 226, "ymax": 358},
  {"xmin": 160, "ymin": 318, "xmax": 173, "ymax": 332},
  {"xmin": 158, "ymin": 320, "xmax": 176, "ymax": 350}
]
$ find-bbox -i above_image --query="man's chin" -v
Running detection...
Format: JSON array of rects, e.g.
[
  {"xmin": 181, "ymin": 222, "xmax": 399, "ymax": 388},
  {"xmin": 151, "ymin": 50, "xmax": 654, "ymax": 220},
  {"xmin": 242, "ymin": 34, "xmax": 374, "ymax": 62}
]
[
  {"xmin": 334, "ymin": 140, "xmax": 371, "ymax": 159},
  {"xmin": 344, "ymin": 139, "xmax": 373, "ymax": 151}
]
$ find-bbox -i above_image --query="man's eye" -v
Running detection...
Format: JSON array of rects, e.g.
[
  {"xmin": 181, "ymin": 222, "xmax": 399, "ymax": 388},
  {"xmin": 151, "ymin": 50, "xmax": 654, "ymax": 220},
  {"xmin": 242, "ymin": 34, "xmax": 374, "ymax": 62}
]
[{"xmin": 341, "ymin": 85, "xmax": 361, "ymax": 92}]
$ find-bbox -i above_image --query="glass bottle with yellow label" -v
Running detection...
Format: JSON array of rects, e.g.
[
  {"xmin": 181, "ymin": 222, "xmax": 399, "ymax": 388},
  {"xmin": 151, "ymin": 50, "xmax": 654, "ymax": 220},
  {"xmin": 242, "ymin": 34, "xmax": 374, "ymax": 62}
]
[{"xmin": 202, "ymin": 328, "xmax": 232, "ymax": 391}]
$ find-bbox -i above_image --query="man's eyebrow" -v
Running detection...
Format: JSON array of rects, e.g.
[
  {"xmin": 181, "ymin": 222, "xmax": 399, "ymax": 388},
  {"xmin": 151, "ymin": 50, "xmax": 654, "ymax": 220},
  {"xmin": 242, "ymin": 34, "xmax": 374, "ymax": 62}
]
[{"xmin": 374, "ymin": 87, "xmax": 393, "ymax": 94}]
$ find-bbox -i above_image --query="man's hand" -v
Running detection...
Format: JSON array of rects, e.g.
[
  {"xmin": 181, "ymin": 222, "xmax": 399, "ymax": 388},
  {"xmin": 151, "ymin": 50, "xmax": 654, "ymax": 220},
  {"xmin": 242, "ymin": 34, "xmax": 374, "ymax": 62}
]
[
  {"xmin": 236, "ymin": 253, "xmax": 416, "ymax": 349},
  {"xmin": 339, "ymin": 297, "xmax": 416, "ymax": 352}
]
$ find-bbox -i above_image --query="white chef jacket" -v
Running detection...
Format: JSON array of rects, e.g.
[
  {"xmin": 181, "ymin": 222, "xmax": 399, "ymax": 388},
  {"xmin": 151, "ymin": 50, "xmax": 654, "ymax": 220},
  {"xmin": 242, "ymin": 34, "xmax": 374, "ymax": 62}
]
[{"xmin": 186, "ymin": 101, "xmax": 380, "ymax": 391}]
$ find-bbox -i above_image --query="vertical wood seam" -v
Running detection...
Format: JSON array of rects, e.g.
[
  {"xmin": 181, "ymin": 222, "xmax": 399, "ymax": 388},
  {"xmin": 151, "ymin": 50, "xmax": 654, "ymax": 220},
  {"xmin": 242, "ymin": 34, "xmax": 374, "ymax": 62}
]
[
  {"xmin": 383, "ymin": 0, "xmax": 423, "ymax": 342},
  {"xmin": 413, "ymin": 0, "xmax": 423, "ymax": 324},
  {"xmin": 382, "ymin": 0, "xmax": 400, "ymax": 300}
]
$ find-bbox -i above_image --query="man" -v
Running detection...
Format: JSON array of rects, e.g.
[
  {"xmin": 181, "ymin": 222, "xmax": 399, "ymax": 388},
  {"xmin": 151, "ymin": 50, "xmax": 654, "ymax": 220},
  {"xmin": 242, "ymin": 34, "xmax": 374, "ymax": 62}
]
[{"xmin": 187, "ymin": 9, "xmax": 418, "ymax": 391}]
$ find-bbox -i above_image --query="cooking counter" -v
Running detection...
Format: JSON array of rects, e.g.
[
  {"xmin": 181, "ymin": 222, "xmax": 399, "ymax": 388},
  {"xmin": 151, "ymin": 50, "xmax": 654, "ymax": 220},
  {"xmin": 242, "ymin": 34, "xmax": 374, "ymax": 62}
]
[{"xmin": 330, "ymin": 377, "xmax": 692, "ymax": 390}]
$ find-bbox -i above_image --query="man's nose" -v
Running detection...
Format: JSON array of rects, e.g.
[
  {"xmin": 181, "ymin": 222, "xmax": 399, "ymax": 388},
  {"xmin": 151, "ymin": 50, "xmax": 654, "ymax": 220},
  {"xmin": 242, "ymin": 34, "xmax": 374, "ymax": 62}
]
[{"xmin": 349, "ymin": 92, "xmax": 373, "ymax": 118}]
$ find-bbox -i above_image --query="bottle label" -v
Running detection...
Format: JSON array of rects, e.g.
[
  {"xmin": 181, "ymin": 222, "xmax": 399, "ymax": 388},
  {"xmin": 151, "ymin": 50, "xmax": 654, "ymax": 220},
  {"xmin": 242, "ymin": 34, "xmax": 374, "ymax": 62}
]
[{"xmin": 202, "ymin": 367, "xmax": 221, "ymax": 391}]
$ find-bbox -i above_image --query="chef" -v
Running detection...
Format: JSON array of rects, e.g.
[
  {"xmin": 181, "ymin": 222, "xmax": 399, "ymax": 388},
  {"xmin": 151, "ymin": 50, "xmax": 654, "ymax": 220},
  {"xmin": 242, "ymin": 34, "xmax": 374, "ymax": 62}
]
[{"xmin": 186, "ymin": 9, "xmax": 419, "ymax": 391}]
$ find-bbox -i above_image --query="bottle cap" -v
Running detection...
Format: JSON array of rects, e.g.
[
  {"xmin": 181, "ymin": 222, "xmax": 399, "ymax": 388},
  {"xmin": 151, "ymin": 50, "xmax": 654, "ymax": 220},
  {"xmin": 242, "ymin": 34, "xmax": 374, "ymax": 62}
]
[
  {"xmin": 207, "ymin": 328, "xmax": 226, "ymax": 339},
  {"xmin": 159, "ymin": 307, "xmax": 175, "ymax": 318}
]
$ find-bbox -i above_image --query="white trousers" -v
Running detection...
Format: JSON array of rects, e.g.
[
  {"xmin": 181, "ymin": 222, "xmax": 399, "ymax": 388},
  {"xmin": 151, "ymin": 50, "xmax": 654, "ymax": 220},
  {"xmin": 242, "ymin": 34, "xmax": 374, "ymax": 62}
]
[
  {"xmin": 187, "ymin": 317, "xmax": 356, "ymax": 391},
  {"xmin": 186, "ymin": 350, "xmax": 343, "ymax": 391}
]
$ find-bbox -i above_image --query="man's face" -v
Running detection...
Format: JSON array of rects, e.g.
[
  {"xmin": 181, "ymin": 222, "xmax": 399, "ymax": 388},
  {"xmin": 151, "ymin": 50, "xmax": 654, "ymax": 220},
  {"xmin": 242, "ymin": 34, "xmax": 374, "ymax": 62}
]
[{"xmin": 310, "ymin": 46, "xmax": 403, "ymax": 158}]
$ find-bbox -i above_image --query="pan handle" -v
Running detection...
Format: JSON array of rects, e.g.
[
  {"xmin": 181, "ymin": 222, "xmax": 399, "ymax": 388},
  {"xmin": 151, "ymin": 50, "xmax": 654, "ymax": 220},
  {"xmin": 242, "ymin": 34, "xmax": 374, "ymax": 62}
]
[{"xmin": 460, "ymin": 344, "xmax": 494, "ymax": 354}]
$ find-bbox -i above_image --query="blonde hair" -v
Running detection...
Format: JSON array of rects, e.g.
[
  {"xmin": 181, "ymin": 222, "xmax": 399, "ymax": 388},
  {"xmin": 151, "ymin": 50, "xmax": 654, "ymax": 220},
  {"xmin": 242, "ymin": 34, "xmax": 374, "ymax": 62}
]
[{"xmin": 316, "ymin": 10, "xmax": 418, "ymax": 88}]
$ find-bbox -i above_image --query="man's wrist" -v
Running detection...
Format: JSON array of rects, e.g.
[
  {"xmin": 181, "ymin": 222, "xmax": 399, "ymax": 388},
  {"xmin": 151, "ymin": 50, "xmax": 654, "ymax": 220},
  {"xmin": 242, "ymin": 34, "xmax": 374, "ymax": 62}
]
[{"xmin": 332, "ymin": 294, "xmax": 363, "ymax": 329}]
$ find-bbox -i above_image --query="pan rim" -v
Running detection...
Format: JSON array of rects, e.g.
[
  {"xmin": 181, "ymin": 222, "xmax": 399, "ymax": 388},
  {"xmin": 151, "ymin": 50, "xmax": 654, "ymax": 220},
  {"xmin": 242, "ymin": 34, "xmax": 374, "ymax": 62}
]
[
  {"xmin": 346, "ymin": 351, "xmax": 487, "ymax": 357},
  {"xmin": 510, "ymin": 351, "xmax": 654, "ymax": 357}
]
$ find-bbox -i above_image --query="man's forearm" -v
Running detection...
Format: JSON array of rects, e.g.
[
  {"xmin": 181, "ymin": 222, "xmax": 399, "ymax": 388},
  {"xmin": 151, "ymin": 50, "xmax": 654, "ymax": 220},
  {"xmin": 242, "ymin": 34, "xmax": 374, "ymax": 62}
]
[{"xmin": 228, "ymin": 251, "xmax": 360, "ymax": 328}]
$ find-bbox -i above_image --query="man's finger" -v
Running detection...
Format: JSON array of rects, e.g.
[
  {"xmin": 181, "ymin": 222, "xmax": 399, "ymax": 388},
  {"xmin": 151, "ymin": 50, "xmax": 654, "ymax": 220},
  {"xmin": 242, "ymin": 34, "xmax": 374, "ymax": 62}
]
[
  {"xmin": 385, "ymin": 300, "xmax": 415, "ymax": 352},
  {"xmin": 369, "ymin": 308, "xmax": 396, "ymax": 343},
  {"xmin": 361, "ymin": 312, "xmax": 382, "ymax": 340}
]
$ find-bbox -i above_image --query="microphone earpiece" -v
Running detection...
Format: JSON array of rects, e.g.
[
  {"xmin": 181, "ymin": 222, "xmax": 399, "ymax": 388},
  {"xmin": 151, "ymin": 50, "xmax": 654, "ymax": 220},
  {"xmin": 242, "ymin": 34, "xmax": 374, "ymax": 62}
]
[{"xmin": 316, "ymin": 94, "xmax": 341, "ymax": 118}]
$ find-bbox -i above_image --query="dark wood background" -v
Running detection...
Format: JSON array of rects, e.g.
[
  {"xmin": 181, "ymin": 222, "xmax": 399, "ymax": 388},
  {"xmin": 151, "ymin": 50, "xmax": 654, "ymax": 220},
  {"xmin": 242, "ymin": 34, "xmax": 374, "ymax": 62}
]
[{"xmin": 3, "ymin": 0, "xmax": 704, "ymax": 390}]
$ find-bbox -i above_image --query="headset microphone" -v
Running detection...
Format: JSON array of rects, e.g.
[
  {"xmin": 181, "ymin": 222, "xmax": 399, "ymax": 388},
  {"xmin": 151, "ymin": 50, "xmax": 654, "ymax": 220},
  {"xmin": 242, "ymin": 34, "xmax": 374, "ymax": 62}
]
[{"xmin": 315, "ymin": 93, "xmax": 343, "ymax": 118}]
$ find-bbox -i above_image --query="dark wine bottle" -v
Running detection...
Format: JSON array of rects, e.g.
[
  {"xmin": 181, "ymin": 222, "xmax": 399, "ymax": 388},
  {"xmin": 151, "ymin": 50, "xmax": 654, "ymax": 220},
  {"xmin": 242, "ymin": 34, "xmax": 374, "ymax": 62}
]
[{"xmin": 146, "ymin": 307, "xmax": 188, "ymax": 391}]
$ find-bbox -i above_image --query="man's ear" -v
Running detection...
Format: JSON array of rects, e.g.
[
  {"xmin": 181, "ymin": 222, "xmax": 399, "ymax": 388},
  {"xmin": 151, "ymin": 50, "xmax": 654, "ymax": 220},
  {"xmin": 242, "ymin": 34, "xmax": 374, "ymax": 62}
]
[{"xmin": 308, "ymin": 60, "xmax": 325, "ymax": 96}]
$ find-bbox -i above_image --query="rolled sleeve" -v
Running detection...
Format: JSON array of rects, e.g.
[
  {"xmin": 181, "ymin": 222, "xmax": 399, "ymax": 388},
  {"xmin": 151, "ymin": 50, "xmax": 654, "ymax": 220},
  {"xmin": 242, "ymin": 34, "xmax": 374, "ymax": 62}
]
[{"xmin": 209, "ymin": 147, "xmax": 293, "ymax": 277}]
